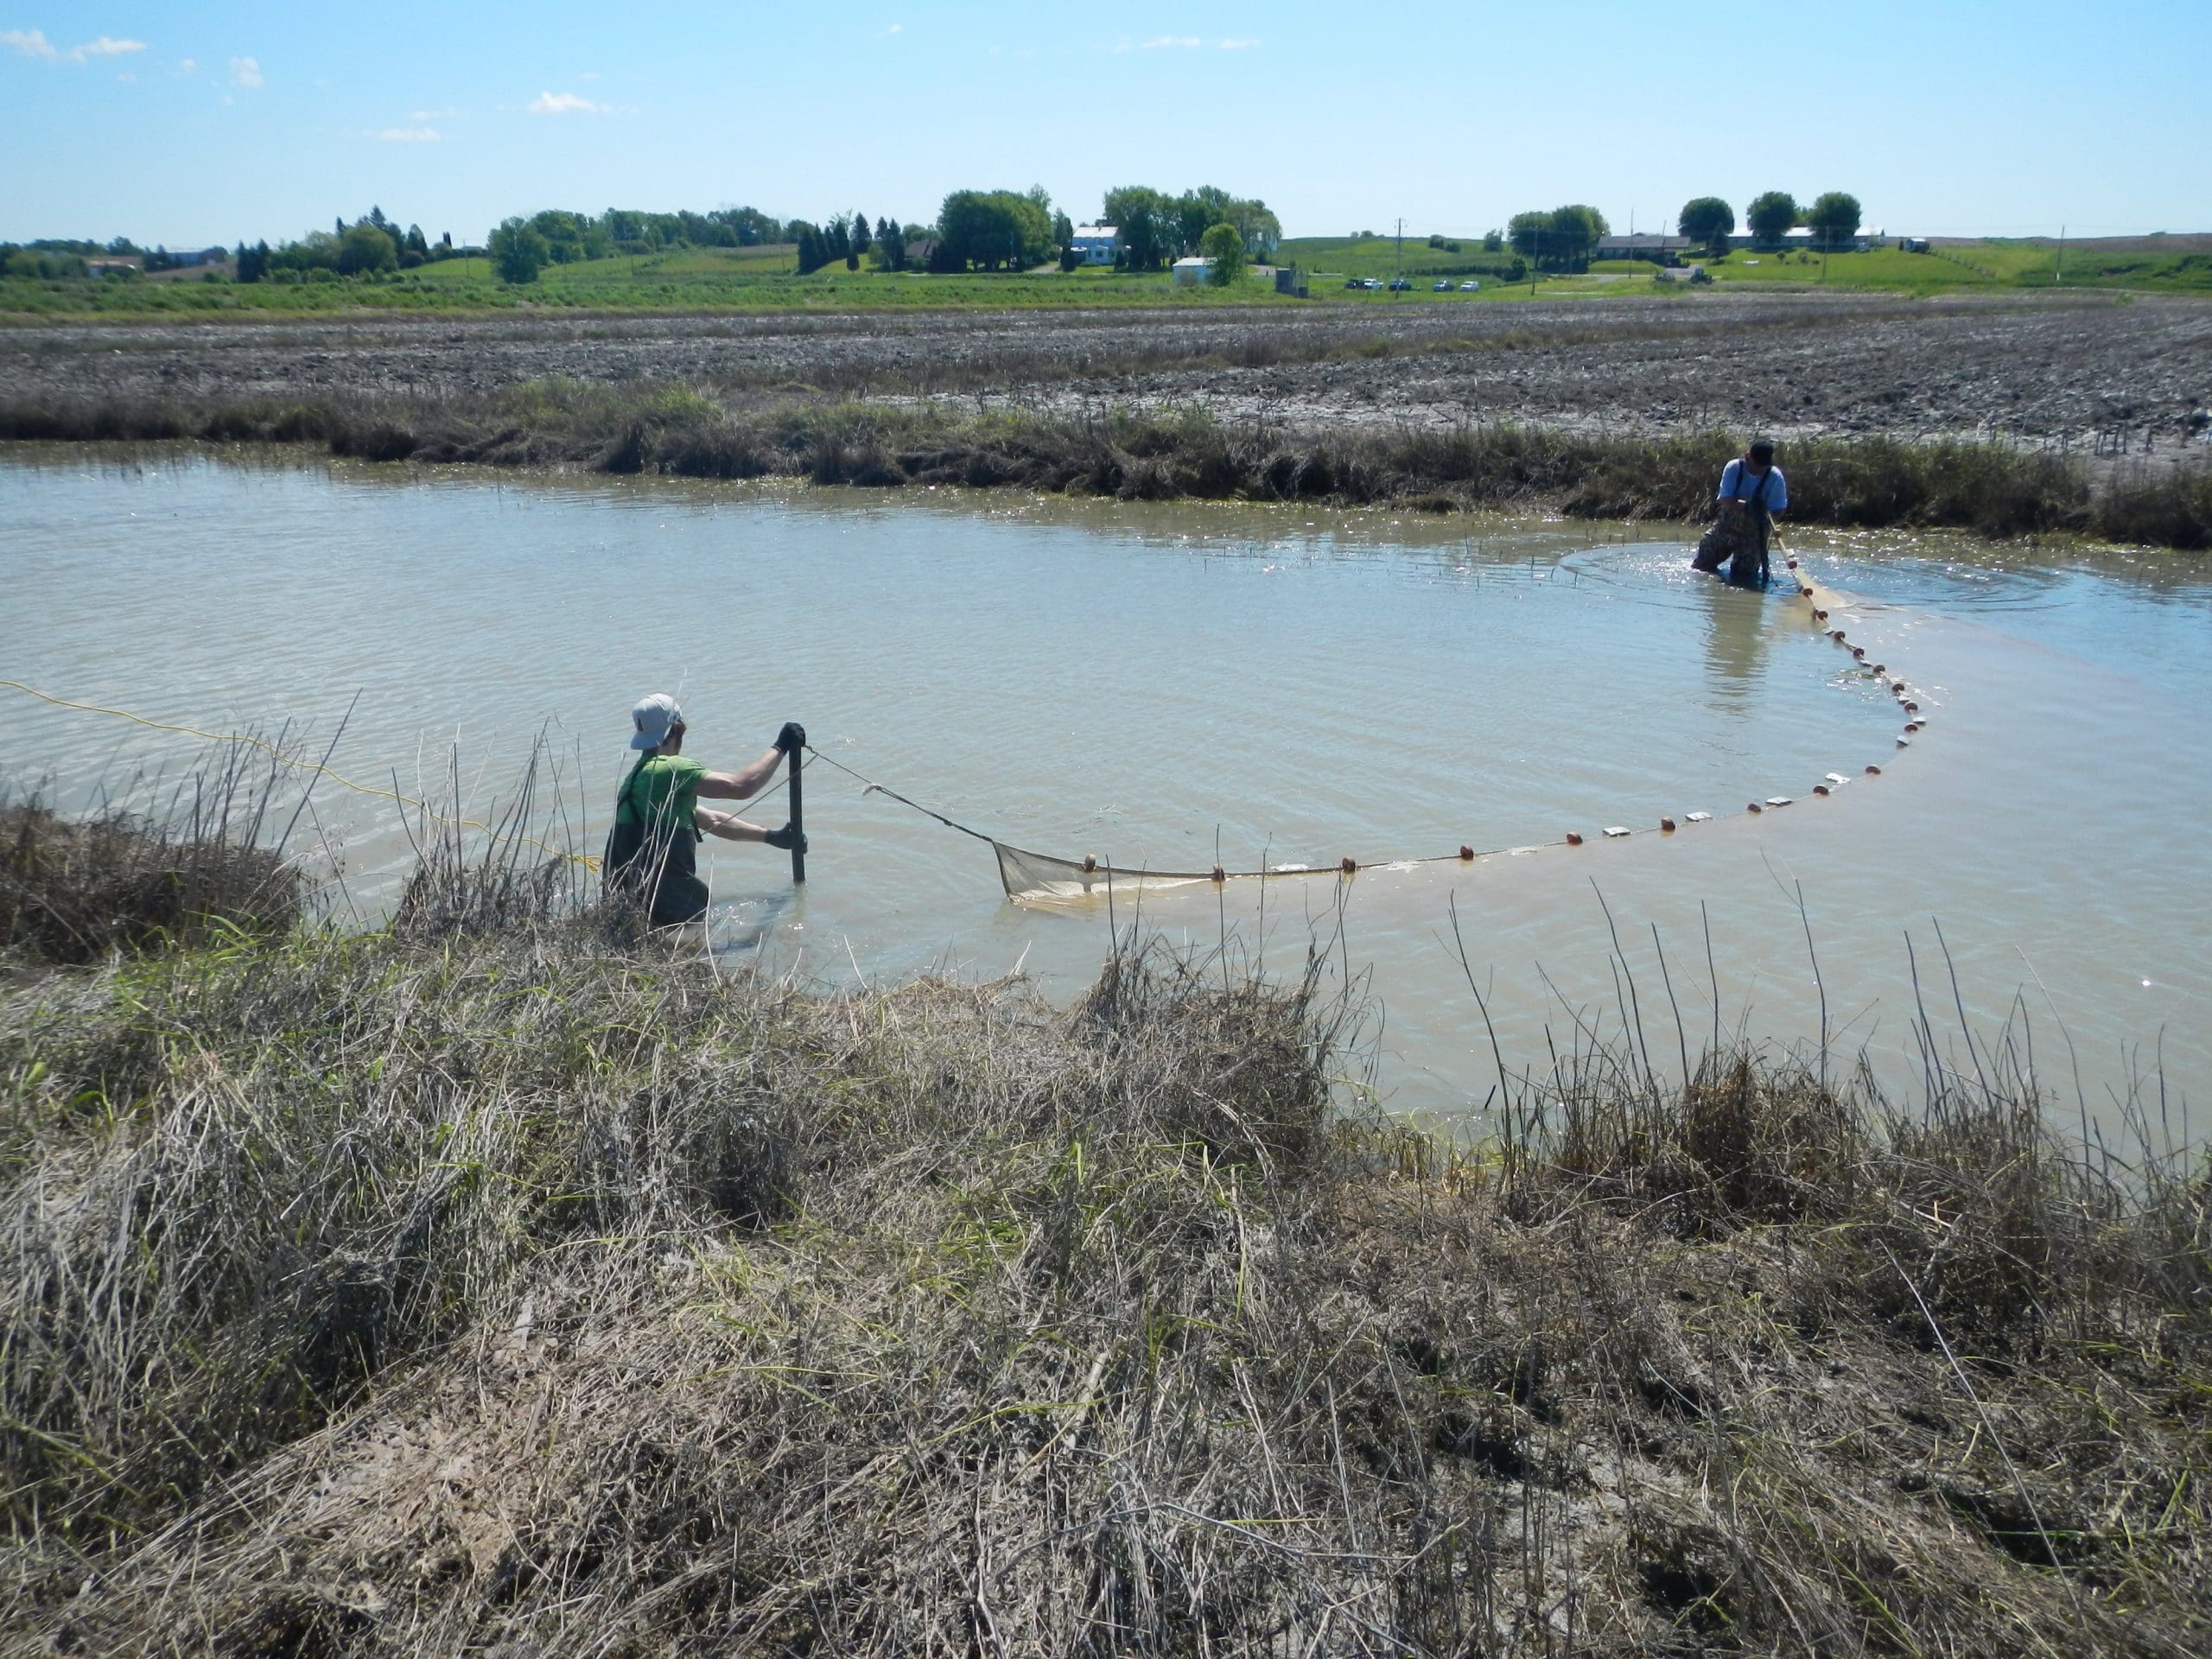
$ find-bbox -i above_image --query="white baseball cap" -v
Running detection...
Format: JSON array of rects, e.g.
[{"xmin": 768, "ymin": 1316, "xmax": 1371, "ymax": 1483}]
[{"xmin": 628, "ymin": 692, "xmax": 684, "ymax": 751}]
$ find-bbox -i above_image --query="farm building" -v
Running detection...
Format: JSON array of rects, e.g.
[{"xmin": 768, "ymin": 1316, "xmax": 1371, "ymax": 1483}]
[
  {"xmin": 1170, "ymin": 256, "xmax": 1213, "ymax": 286},
  {"xmin": 1592, "ymin": 232, "xmax": 1693, "ymax": 264},
  {"xmin": 1069, "ymin": 225, "xmax": 1119, "ymax": 265}
]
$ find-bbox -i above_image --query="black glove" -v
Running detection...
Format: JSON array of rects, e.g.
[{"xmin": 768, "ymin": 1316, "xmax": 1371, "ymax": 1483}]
[
  {"xmin": 774, "ymin": 721, "xmax": 806, "ymax": 754},
  {"xmin": 763, "ymin": 823, "xmax": 807, "ymax": 853}
]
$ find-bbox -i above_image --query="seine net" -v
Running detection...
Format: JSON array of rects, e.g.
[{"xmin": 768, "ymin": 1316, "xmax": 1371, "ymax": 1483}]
[{"xmin": 991, "ymin": 842, "xmax": 1226, "ymax": 905}]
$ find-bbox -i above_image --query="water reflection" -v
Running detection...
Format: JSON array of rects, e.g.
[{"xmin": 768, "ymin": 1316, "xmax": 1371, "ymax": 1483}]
[{"xmin": 1698, "ymin": 581, "xmax": 1776, "ymax": 709}]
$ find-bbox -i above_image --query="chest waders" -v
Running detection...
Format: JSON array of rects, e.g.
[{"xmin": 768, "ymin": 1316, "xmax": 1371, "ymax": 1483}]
[
  {"xmin": 1723, "ymin": 466, "xmax": 1774, "ymax": 588},
  {"xmin": 602, "ymin": 759, "xmax": 711, "ymax": 927}
]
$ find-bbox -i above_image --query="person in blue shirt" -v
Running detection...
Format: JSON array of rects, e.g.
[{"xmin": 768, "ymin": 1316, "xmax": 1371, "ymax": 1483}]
[{"xmin": 1705, "ymin": 440, "xmax": 1788, "ymax": 588}]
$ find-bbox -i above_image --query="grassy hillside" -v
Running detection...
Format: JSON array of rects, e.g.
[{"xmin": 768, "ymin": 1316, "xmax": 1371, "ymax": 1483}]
[
  {"xmin": 0, "ymin": 245, "xmax": 1300, "ymax": 320},
  {"xmin": 3, "ymin": 234, "xmax": 2206, "ymax": 321}
]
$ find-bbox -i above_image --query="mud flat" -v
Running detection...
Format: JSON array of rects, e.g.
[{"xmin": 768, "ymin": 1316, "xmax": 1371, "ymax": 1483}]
[{"xmin": 4, "ymin": 289, "xmax": 2208, "ymax": 453}]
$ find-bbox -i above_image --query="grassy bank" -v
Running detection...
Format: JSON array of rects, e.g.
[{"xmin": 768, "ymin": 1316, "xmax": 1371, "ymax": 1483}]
[
  {"xmin": 1, "ymin": 810, "xmax": 2206, "ymax": 1656},
  {"xmin": 5, "ymin": 379, "xmax": 2208, "ymax": 547}
]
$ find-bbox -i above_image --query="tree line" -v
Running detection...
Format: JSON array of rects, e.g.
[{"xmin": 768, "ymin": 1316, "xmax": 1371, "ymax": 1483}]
[
  {"xmin": 1504, "ymin": 206, "xmax": 1612, "ymax": 270},
  {"xmin": 8, "ymin": 181, "xmax": 1284, "ymax": 289},
  {"xmin": 1675, "ymin": 192, "xmax": 1864, "ymax": 254}
]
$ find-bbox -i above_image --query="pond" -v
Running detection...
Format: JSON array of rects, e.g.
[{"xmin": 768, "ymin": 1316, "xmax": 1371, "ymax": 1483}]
[{"xmin": 3, "ymin": 452, "xmax": 2205, "ymax": 1132}]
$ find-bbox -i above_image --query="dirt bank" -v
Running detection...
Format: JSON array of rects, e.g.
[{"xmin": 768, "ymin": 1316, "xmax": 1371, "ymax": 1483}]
[{"xmin": 5, "ymin": 290, "xmax": 2209, "ymax": 461}]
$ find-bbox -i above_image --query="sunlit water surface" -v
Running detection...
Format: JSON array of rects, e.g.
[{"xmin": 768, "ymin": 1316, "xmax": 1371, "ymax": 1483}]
[{"xmin": 3, "ymin": 454, "xmax": 2205, "ymax": 1133}]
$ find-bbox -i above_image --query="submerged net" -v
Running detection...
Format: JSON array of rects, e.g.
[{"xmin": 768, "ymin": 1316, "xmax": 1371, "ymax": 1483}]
[{"xmin": 988, "ymin": 841, "xmax": 1478, "ymax": 906}]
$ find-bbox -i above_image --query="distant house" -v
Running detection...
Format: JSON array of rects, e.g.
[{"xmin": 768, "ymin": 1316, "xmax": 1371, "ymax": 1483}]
[
  {"xmin": 1170, "ymin": 256, "xmax": 1213, "ymax": 286},
  {"xmin": 904, "ymin": 238, "xmax": 939, "ymax": 268},
  {"xmin": 1070, "ymin": 224, "xmax": 1119, "ymax": 265},
  {"xmin": 1592, "ymin": 232, "xmax": 1692, "ymax": 264},
  {"xmin": 1751, "ymin": 227, "xmax": 1878, "ymax": 253}
]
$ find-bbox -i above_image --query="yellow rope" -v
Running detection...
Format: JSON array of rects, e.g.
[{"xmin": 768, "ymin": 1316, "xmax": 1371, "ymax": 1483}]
[{"xmin": 0, "ymin": 677, "xmax": 599, "ymax": 871}]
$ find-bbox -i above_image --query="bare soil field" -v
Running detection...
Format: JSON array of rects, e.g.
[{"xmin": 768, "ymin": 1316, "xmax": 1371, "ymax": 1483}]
[{"xmin": 5, "ymin": 289, "xmax": 2208, "ymax": 461}]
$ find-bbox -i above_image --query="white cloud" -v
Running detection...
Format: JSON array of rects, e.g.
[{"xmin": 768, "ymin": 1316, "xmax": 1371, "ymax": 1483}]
[
  {"xmin": 228, "ymin": 55, "xmax": 262, "ymax": 88},
  {"xmin": 408, "ymin": 105, "xmax": 462, "ymax": 120},
  {"xmin": 377, "ymin": 125, "xmax": 442, "ymax": 143},
  {"xmin": 1218, "ymin": 37, "xmax": 1261, "ymax": 49},
  {"xmin": 578, "ymin": 68, "xmax": 600, "ymax": 80},
  {"xmin": 2, "ymin": 28, "xmax": 59, "ymax": 59},
  {"xmin": 76, "ymin": 35, "xmax": 145, "ymax": 58},
  {"xmin": 1141, "ymin": 35, "xmax": 1203, "ymax": 49},
  {"xmin": 178, "ymin": 57, "xmax": 196, "ymax": 75},
  {"xmin": 529, "ymin": 89, "xmax": 604, "ymax": 114}
]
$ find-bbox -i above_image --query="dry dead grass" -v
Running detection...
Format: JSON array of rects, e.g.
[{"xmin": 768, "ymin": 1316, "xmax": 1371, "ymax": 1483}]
[{"xmin": 0, "ymin": 822, "xmax": 2205, "ymax": 1656}]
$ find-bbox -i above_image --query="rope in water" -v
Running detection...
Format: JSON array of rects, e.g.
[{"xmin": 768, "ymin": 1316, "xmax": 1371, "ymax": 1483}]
[{"xmin": 0, "ymin": 677, "xmax": 603, "ymax": 872}]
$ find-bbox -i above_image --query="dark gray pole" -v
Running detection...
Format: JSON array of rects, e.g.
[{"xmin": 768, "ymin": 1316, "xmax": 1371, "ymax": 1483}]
[{"xmin": 789, "ymin": 747, "xmax": 806, "ymax": 885}]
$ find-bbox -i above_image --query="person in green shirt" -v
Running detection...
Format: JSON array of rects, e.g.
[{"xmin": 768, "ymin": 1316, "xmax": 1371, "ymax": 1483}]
[{"xmin": 603, "ymin": 692, "xmax": 806, "ymax": 928}]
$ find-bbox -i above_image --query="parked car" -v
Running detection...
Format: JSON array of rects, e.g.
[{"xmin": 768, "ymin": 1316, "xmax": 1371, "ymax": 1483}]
[
  {"xmin": 1344, "ymin": 276, "xmax": 1364, "ymax": 289},
  {"xmin": 1387, "ymin": 276, "xmax": 1411, "ymax": 291},
  {"xmin": 1459, "ymin": 280, "xmax": 1481, "ymax": 290},
  {"xmin": 1432, "ymin": 281, "xmax": 1452, "ymax": 291}
]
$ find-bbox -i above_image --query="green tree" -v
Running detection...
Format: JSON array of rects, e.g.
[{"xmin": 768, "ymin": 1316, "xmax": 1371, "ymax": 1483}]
[
  {"xmin": 876, "ymin": 217, "xmax": 904, "ymax": 271},
  {"xmin": 1506, "ymin": 211, "xmax": 1551, "ymax": 261},
  {"xmin": 1102, "ymin": 185, "xmax": 1173, "ymax": 270},
  {"xmin": 336, "ymin": 219, "xmax": 399, "ymax": 276},
  {"xmin": 1745, "ymin": 191, "xmax": 1798, "ymax": 246},
  {"xmin": 937, "ymin": 189, "xmax": 1052, "ymax": 270},
  {"xmin": 794, "ymin": 223, "xmax": 828, "ymax": 275},
  {"xmin": 848, "ymin": 213, "xmax": 869, "ymax": 270},
  {"xmin": 1224, "ymin": 196, "xmax": 1281, "ymax": 257},
  {"xmin": 1547, "ymin": 205, "xmax": 1608, "ymax": 268},
  {"xmin": 1677, "ymin": 196, "xmax": 1735, "ymax": 253},
  {"xmin": 1483, "ymin": 228, "xmax": 1503, "ymax": 252},
  {"xmin": 488, "ymin": 218, "xmax": 550, "ymax": 283},
  {"xmin": 1198, "ymin": 221, "xmax": 1247, "ymax": 286},
  {"xmin": 1806, "ymin": 191, "xmax": 1863, "ymax": 251},
  {"xmin": 826, "ymin": 215, "xmax": 850, "ymax": 266},
  {"xmin": 1051, "ymin": 208, "xmax": 1073, "ymax": 248}
]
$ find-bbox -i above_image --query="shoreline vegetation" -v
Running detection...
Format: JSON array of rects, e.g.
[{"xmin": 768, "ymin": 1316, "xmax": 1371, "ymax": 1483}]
[
  {"xmin": 4, "ymin": 234, "xmax": 2209, "ymax": 322},
  {"xmin": 4, "ymin": 384, "xmax": 2209, "ymax": 547},
  {"xmin": 2, "ymin": 801, "xmax": 2207, "ymax": 1655}
]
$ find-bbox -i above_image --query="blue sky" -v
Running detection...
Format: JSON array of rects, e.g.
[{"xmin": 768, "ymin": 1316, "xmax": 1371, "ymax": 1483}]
[{"xmin": 5, "ymin": 2, "xmax": 2207, "ymax": 246}]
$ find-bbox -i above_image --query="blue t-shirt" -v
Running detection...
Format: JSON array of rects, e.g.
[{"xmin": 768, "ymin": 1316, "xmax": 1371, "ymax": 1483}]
[{"xmin": 1718, "ymin": 459, "xmax": 1787, "ymax": 512}]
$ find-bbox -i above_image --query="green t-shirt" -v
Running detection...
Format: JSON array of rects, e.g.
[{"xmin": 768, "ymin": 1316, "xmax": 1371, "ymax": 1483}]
[{"xmin": 616, "ymin": 754, "xmax": 708, "ymax": 835}]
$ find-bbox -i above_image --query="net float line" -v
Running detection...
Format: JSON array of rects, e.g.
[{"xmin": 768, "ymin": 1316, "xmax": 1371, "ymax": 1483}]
[
  {"xmin": 807, "ymin": 548, "xmax": 1926, "ymax": 905},
  {"xmin": 2, "ymin": 548, "xmax": 1926, "ymax": 908}
]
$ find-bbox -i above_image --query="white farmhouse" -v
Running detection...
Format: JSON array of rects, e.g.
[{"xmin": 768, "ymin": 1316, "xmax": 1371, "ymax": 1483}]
[{"xmin": 1069, "ymin": 225, "xmax": 1119, "ymax": 265}]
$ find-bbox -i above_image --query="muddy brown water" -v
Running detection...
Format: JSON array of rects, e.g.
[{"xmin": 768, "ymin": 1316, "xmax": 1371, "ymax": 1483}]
[{"xmin": 3, "ymin": 451, "xmax": 2205, "ymax": 1135}]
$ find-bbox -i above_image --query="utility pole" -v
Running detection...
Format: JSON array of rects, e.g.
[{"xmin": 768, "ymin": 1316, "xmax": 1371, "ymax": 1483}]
[
  {"xmin": 2054, "ymin": 224, "xmax": 2065, "ymax": 286},
  {"xmin": 1395, "ymin": 217, "xmax": 1404, "ymax": 288}
]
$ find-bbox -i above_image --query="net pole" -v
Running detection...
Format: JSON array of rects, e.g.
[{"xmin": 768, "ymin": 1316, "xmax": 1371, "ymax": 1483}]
[{"xmin": 789, "ymin": 746, "xmax": 806, "ymax": 885}]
